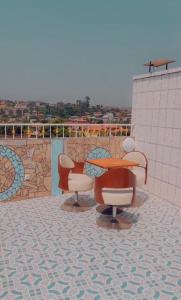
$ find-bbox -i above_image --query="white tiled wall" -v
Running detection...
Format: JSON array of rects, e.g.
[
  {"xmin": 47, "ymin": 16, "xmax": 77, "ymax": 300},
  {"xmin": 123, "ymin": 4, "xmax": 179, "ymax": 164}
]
[{"xmin": 132, "ymin": 67, "xmax": 181, "ymax": 207}]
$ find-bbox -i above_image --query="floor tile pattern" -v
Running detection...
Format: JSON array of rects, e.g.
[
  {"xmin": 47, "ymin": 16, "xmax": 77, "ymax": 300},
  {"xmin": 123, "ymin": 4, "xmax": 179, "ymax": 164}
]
[{"xmin": 0, "ymin": 192, "xmax": 181, "ymax": 300}]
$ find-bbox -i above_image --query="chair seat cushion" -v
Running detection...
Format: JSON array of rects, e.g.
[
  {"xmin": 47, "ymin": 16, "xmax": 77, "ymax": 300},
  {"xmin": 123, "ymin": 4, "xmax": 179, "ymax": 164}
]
[
  {"xmin": 131, "ymin": 167, "xmax": 145, "ymax": 186},
  {"xmin": 102, "ymin": 188, "xmax": 133, "ymax": 206},
  {"xmin": 68, "ymin": 173, "xmax": 93, "ymax": 192}
]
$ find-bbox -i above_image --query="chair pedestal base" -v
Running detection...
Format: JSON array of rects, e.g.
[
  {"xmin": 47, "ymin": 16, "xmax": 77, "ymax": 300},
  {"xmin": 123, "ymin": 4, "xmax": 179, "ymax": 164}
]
[
  {"xmin": 61, "ymin": 201, "xmax": 91, "ymax": 212},
  {"xmin": 96, "ymin": 215, "xmax": 132, "ymax": 230},
  {"xmin": 61, "ymin": 194, "xmax": 94, "ymax": 212},
  {"xmin": 110, "ymin": 217, "xmax": 119, "ymax": 224},
  {"xmin": 96, "ymin": 194, "xmax": 145, "ymax": 215},
  {"xmin": 73, "ymin": 201, "xmax": 80, "ymax": 207}
]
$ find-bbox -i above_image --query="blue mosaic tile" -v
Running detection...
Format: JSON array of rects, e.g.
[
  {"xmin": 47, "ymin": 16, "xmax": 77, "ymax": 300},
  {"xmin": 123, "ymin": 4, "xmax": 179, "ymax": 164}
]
[
  {"xmin": 85, "ymin": 147, "xmax": 111, "ymax": 177},
  {"xmin": 0, "ymin": 145, "xmax": 25, "ymax": 201}
]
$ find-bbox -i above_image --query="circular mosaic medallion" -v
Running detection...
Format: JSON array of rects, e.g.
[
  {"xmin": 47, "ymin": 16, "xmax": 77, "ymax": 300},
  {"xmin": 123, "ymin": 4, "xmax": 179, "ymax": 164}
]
[
  {"xmin": 0, "ymin": 145, "xmax": 25, "ymax": 201},
  {"xmin": 0, "ymin": 156, "xmax": 16, "ymax": 193},
  {"xmin": 85, "ymin": 147, "xmax": 111, "ymax": 177}
]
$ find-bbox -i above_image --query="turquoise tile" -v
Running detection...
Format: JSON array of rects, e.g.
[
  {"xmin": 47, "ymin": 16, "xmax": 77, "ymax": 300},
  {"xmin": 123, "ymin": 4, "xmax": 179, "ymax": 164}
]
[{"xmin": 51, "ymin": 139, "xmax": 64, "ymax": 196}]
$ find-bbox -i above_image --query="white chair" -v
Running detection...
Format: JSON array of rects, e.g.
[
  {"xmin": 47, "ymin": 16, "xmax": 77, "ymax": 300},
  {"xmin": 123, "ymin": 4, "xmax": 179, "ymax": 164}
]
[
  {"xmin": 58, "ymin": 154, "xmax": 94, "ymax": 212},
  {"xmin": 95, "ymin": 168, "xmax": 136, "ymax": 229}
]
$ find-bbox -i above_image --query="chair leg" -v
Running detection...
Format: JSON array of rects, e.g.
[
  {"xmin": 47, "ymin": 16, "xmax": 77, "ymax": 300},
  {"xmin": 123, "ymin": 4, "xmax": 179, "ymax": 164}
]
[
  {"xmin": 73, "ymin": 191, "xmax": 80, "ymax": 207},
  {"xmin": 111, "ymin": 207, "xmax": 119, "ymax": 224}
]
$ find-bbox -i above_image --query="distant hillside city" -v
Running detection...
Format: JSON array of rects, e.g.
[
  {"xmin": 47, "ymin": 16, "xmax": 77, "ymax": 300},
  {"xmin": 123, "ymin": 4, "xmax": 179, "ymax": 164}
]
[{"xmin": 0, "ymin": 97, "xmax": 131, "ymax": 124}]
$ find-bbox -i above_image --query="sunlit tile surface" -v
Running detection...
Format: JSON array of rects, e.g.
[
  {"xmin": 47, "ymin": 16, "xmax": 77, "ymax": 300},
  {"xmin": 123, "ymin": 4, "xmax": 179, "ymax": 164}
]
[{"xmin": 0, "ymin": 192, "xmax": 181, "ymax": 300}]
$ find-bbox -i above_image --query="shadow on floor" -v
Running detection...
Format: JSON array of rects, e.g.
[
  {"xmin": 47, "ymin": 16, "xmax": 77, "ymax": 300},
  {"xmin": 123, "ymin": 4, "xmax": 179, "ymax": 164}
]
[
  {"xmin": 61, "ymin": 193, "xmax": 96, "ymax": 212},
  {"xmin": 133, "ymin": 190, "xmax": 149, "ymax": 208}
]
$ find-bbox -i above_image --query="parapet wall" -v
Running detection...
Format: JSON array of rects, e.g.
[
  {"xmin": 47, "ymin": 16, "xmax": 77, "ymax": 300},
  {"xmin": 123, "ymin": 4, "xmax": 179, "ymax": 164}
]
[
  {"xmin": 0, "ymin": 139, "xmax": 51, "ymax": 201},
  {"xmin": 0, "ymin": 136, "xmax": 125, "ymax": 202}
]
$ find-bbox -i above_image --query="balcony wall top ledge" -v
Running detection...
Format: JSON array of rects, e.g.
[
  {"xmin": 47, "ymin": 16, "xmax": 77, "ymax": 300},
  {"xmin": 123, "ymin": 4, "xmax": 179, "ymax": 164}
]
[{"xmin": 133, "ymin": 66, "xmax": 181, "ymax": 81}]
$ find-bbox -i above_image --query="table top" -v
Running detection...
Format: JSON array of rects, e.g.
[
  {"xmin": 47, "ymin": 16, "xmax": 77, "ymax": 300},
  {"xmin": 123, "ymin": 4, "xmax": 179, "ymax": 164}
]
[{"xmin": 86, "ymin": 157, "xmax": 139, "ymax": 169}]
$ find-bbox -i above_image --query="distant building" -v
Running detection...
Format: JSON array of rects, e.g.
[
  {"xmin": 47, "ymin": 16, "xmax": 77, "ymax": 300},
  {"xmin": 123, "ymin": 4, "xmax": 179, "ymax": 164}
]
[{"xmin": 102, "ymin": 113, "xmax": 114, "ymax": 123}]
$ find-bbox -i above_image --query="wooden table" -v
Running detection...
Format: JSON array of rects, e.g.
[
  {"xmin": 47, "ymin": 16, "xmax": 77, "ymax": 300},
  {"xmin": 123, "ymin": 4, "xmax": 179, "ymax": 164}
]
[
  {"xmin": 87, "ymin": 157, "xmax": 139, "ymax": 215},
  {"xmin": 86, "ymin": 157, "xmax": 139, "ymax": 169}
]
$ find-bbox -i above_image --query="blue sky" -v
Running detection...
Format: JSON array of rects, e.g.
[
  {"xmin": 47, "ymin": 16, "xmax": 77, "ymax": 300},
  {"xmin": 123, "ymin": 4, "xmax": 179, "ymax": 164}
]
[{"xmin": 0, "ymin": 0, "xmax": 181, "ymax": 106}]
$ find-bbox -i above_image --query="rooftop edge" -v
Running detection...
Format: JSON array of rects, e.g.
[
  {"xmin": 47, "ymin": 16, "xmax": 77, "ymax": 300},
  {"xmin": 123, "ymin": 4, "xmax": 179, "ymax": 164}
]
[{"xmin": 133, "ymin": 66, "xmax": 181, "ymax": 80}]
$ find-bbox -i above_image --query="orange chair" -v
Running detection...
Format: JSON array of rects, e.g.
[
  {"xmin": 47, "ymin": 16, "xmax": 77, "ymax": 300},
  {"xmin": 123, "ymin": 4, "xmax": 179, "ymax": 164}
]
[
  {"xmin": 123, "ymin": 151, "xmax": 148, "ymax": 186},
  {"xmin": 58, "ymin": 154, "xmax": 93, "ymax": 212},
  {"xmin": 94, "ymin": 168, "xmax": 136, "ymax": 229}
]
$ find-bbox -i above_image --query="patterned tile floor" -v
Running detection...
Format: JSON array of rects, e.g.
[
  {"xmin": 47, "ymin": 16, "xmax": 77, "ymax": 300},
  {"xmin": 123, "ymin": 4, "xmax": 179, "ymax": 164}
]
[{"xmin": 0, "ymin": 191, "xmax": 181, "ymax": 300}]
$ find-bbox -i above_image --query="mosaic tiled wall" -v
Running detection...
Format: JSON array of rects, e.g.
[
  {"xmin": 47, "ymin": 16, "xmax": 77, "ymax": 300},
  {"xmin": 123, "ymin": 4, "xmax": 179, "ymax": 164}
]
[
  {"xmin": 0, "ymin": 140, "xmax": 51, "ymax": 201},
  {"xmin": 0, "ymin": 137, "xmax": 126, "ymax": 201},
  {"xmin": 132, "ymin": 67, "xmax": 181, "ymax": 207},
  {"xmin": 64, "ymin": 136, "xmax": 126, "ymax": 161}
]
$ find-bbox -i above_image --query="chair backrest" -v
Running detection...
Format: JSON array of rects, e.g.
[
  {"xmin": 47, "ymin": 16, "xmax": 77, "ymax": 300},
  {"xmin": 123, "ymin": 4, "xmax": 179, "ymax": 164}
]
[
  {"xmin": 123, "ymin": 151, "xmax": 147, "ymax": 168},
  {"xmin": 58, "ymin": 154, "xmax": 75, "ymax": 191},
  {"xmin": 94, "ymin": 168, "xmax": 136, "ymax": 204},
  {"xmin": 59, "ymin": 154, "xmax": 75, "ymax": 168}
]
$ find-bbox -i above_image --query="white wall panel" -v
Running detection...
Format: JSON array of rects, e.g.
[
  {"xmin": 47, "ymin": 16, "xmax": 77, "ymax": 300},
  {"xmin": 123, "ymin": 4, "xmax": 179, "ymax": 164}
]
[{"xmin": 132, "ymin": 67, "xmax": 181, "ymax": 207}]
